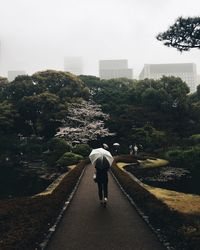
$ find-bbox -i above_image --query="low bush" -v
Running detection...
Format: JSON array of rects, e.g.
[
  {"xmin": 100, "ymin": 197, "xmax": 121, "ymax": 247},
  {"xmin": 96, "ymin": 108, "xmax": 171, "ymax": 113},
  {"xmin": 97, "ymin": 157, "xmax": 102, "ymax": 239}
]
[
  {"xmin": 0, "ymin": 159, "xmax": 89, "ymax": 250},
  {"xmin": 46, "ymin": 138, "xmax": 72, "ymax": 167},
  {"xmin": 190, "ymin": 134, "xmax": 200, "ymax": 145},
  {"xmin": 72, "ymin": 143, "xmax": 91, "ymax": 157},
  {"xmin": 112, "ymin": 155, "xmax": 200, "ymax": 250},
  {"xmin": 165, "ymin": 149, "xmax": 184, "ymax": 167},
  {"xmin": 56, "ymin": 152, "xmax": 84, "ymax": 168},
  {"xmin": 165, "ymin": 147, "xmax": 200, "ymax": 171}
]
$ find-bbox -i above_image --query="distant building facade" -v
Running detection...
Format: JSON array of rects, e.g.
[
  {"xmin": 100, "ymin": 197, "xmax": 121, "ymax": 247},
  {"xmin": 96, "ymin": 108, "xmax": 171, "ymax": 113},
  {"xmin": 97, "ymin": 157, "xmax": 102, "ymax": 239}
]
[
  {"xmin": 139, "ymin": 63, "xmax": 197, "ymax": 93},
  {"xmin": 0, "ymin": 41, "xmax": 2, "ymax": 73},
  {"xmin": 197, "ymin": 75, "xmax": 200, "ymax": 86},
  {"xmin": 64, "ymin": 57, "xmax": 83, "ymax": 75},
  {"xmin": 8, "ymin": 70, "xmax": 26, "ymax": 82},
  {"xmin": 99, "ymin": 59, "xmax": 133, "ymax": 79}
]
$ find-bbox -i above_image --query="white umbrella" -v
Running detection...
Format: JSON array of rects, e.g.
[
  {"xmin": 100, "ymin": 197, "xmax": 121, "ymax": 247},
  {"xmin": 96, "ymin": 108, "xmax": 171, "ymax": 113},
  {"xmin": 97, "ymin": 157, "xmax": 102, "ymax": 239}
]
[
  {"xmin": 103, "ymin": 143, "xmax": 109, "ymax": 149},
  {"xmin": 89, "ymin": 148, "xmax": 114, "ymax": 166},
  {"xmin": 113, "ymin": 142, "xmax": 120, "ymax": 147}
]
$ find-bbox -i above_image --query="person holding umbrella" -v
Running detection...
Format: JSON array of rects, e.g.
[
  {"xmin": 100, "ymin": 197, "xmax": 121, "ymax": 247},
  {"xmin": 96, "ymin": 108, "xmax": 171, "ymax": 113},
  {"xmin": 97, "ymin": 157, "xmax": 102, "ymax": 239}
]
[
  {"xmin": 95, "ymin": 156, "xmax": 110, "ymax": 206},
  {"xmin": 89, "ymin": 148, "xmax": 113, "ymax": 206},
  {"xmin": 113, "ymin": 142, "xmax": 120, "ymax": 155}
]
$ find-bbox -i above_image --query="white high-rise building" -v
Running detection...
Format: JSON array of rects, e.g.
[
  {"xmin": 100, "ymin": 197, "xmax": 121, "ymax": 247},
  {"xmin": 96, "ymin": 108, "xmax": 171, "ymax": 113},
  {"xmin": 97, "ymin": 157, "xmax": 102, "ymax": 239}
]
[
  {"xmin": 99, "ymin": 59, "xmax": 133, "ymax": 79},
  {"xmin": 8, "ymin": 70, "xmax": 26, "ymax": 82},
  {"xmin": 197, "ymin": 75, "xmax": 200, "ymax": 87},
  {"xmin": 0, "ymin": 41, "xmax": 1, "ymax": 72},
  {"xmin": 139, "ymin": 63, "xmax": 197, "ymax": 93},
  {"xmin": 64, "ymin": 57, "xmax": 83, "ymax": 75}
]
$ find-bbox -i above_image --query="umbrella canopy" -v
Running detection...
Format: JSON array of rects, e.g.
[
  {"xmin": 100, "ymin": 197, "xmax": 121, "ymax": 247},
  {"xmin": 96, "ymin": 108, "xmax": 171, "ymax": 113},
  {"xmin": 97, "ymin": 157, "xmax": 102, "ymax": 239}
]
[
  {"xmin": 89, "ymin": 148, "xmax": 114, "ymax": 166},
  {"xmin": 113, "ymin": 142, "xmax": 120, "ymax": 147},
  {"xmin": 103, "ymin": 143, "xmax": 109, "ymax": 149}
]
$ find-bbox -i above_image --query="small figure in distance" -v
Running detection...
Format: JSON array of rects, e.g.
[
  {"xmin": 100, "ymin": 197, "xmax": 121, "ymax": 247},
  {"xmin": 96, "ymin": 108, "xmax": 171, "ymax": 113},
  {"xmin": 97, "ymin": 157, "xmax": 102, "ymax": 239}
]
[
  {"xmin": 113, "ymin": 142, "xmax": 120, "ymax": 155},
  {"xmin": 129, "ymin": 144, "xmax": 133, "ymax": 155},
  {"xmin": 134, "ymin": 144, "xmax": 138, "ymax": 156},
  {"xmin": 94, "ymin": 156, "xmax": 110, "ymax": 207}
]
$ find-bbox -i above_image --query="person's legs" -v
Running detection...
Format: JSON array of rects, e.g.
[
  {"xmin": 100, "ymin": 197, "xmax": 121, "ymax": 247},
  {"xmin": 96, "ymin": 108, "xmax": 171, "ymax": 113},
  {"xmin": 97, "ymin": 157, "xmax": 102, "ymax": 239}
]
[
  {"xmin": 103, "ymin": 181, "xmax": 108, "ymax": 199},
  {"xmin": 97, "ymin": 182, "xmax": 103, "ymax": 201}
]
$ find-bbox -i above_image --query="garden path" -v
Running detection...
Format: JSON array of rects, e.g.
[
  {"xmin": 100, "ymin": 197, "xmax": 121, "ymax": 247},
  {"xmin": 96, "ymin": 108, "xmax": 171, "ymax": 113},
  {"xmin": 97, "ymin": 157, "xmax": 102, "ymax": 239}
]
[{"xmin": 47, "ymin": 164, "xmax": 165, "ymax": 250}]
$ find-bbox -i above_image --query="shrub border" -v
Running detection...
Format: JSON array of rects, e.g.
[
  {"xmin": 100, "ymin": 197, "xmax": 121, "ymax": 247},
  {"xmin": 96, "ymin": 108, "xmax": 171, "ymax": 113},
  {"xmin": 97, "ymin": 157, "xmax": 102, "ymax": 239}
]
[
  {"xmin": 110, "ymin": 166, "xmax": 172, "ymax": 250},
  {"xmin": 39, "ymin": 163, "xmax": 86, "ymax": 249},
  {"xmin": 0, "ymin": 159, "xmax": 89, "ymax": 250},
  {"xmin": 111, "ymin": 155, "xmax": 192, "ymax": 250}
]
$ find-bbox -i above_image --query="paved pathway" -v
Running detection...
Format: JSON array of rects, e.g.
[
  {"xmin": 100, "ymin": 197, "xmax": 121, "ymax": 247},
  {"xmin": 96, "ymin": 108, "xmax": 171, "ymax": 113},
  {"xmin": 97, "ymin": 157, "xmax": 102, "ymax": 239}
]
[{"xmin": 47, "ymin": 165, "xmax": 165, "ymax": 250}]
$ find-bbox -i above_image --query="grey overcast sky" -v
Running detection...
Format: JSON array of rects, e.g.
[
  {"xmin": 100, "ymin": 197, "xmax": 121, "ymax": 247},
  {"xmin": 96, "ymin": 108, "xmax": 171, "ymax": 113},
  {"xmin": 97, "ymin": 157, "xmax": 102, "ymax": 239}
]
[{"xmin": 0, "ymin": 0, "xmax": 199, "ymax": 78}]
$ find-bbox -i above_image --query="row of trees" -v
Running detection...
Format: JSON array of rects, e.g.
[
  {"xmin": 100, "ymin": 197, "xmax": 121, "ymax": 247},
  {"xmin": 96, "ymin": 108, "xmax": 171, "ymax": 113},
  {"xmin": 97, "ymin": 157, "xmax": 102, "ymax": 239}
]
[
  {"xmin": 80, "ymin": 74, "xmax": 200, "ymax": 150},
  {"xmin": 1, "ymin": 74, "xmax": 200, "ymax": 169}
]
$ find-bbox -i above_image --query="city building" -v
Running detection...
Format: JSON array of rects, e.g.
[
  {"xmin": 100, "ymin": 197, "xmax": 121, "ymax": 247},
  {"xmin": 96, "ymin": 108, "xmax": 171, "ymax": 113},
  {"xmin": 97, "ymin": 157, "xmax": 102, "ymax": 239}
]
[
  {"xmin": 64, "ymin": 57, "xmax": 83, "ymax": 75},
  {"xmin": 8, "ymin": 70, "xmax": 26, "ymax": 82},
  {"xmin": 0, "ymin": 41, "xmax": 1, "ymax": 72},
  {"xmin": 99, "ymin": 59, "xmax": 133, "ymax": 79},
  {"xmin": 139, "ymin": 63, "xmax": 197, "ymax": 93},
  {"xmin": 197, "ymin": 75, "xmax": 200, "ymax": 87}
]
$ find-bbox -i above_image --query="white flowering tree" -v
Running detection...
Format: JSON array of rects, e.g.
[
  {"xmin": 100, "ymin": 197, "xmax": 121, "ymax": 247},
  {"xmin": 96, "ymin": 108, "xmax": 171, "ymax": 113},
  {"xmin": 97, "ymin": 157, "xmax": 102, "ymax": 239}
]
[{"xmin": 56, "ymin": 100, "xmax": 114, "ymax": 144}]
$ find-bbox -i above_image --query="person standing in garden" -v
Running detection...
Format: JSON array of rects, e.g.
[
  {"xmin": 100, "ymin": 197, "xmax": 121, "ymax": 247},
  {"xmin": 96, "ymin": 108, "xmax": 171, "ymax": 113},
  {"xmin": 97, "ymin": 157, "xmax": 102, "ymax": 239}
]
[
  {"xmin": 129, "ymin": 144, "xmax": 133, "ymax": 155},
  {"xmin": 134, "ymin": 144, "xmax": 138, "ymax": 156}
]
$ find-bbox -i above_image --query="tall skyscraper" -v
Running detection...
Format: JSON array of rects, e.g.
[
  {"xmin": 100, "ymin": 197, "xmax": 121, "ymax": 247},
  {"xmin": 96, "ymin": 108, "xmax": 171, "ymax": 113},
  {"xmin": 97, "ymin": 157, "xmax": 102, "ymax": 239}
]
[
  {"xmin": 99, "ymin": 59, "xmax": 133, "ymax": 80},
  {"xmin": 139, "ymin": 63, "xmax": 197, "ymax": 93},
  {"xmin": 64, "ymin": 57, "xmax": 83, "ymax": 75},
  {"xmin": 8, "ymin": 70, "xmax": 26, "ymax": 82}
]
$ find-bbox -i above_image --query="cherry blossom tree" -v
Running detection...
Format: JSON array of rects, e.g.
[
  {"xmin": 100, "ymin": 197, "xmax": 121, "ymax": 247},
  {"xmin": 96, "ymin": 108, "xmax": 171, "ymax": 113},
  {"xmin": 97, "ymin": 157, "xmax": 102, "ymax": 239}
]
[{"xmin": 56, "ymin": 100, "xmax": 114, "ymax": 144}]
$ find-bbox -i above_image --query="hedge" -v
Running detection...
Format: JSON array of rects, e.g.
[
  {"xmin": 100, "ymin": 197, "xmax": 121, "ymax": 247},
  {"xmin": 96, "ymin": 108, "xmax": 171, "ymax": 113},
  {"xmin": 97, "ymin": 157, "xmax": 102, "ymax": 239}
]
[
  {"xmin": 165, "ymin": 147, "xmax": 200, "ymax": 170},
  {"xmin": 0, "ymin": 159, "xmax": 89, "ymax": 250},
  {"xmin": 111, "ymin": 155, "xmax": 200, "ymax": 250}
]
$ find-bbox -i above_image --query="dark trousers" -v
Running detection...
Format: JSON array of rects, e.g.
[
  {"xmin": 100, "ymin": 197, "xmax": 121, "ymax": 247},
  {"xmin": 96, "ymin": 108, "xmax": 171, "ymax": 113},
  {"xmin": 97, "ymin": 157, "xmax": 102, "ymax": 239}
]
[{"xmin": 97, "ymin": 181, "xmax": 108, "ymax": 200}]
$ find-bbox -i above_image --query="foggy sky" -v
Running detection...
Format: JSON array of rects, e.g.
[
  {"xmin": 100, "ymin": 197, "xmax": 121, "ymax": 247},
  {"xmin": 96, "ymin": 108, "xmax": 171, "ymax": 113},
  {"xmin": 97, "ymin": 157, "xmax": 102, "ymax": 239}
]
[{"xmin": 0, "ymin": 0, "xmax": 199, "ymax": 78}]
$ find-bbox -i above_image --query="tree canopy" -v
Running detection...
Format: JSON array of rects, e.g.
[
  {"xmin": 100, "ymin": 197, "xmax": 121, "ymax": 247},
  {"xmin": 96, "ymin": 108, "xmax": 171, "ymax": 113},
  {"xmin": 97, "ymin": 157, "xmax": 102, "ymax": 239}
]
[{"xmin": 157, "ymin": 16, "xmax": 200, "ymax": 51}]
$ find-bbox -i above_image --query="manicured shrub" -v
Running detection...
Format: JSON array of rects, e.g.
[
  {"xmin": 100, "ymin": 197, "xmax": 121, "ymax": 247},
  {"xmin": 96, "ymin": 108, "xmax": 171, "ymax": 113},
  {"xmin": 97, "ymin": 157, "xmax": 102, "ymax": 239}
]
[
  {"xmin": 46, "ymin": 138, "xmax": 72, "ymax": 167},
  {"xmin": 182, "ymin": 147, "xmax": 200, "ymax": 170},
  {"xmin": 131, "ymin": 124, "xmax": 167, "ymax": 151},
  {"xmin": 166, "ymin": 147, "xmax": 200, "ymax": 170},
  {"xmin": 165, "ymin": 149, "xmax": 184, "ymax": 167},
  {"xmin": 190, "ymin": 134, "xmax": 200, "ymax": 145},
  {"xmin": 56, "ymin": 152, "xmax": 83, "ymax": 168},
  {"xmin": 48, "ymin": 138, "xmax": 71, "ymax": 153},
  {"xmin": 0, "ymin": 159, "xmax": 89, "ymax": 250},
  {"xmin": 72, "ymin": 143, "xmax": 91, "ymax": 157},
  {"xmin": 112, "ymin": 155, "xmax": 200, "ymax": 250}
]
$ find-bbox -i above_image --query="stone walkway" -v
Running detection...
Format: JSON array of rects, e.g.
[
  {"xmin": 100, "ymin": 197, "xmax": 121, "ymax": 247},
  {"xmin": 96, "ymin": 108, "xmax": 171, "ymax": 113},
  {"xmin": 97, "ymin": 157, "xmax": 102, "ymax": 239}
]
[{"xmin": 47, "ymin": 164, "xmax": 165, "ymax": 250}]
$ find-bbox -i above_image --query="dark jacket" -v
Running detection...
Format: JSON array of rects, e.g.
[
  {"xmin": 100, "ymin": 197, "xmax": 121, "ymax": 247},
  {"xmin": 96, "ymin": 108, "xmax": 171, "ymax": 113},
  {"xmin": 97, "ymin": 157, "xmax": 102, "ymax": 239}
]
[{"xmin": 95, "ymin": 157, "xmax": 110, "ymax": 183}]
